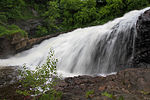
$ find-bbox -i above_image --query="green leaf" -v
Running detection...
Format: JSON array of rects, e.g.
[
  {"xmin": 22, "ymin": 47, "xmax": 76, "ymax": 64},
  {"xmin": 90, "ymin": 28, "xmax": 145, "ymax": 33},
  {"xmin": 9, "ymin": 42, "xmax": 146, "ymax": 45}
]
[{"xmin": 102, "ymin": 92, "xmax": 113, "ymax": 98}]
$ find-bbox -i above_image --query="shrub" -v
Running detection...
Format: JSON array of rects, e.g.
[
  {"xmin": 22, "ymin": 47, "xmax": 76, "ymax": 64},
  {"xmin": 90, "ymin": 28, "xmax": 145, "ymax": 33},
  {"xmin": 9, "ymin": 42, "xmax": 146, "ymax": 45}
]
[
  {"xmin": 43, "ymin": 1, "xmax": 60, "ymax": 33},
  {"xmin": 127, "ymin": 0, "xmax": 149, "ymax": 11},
  {"xmin": 36, "ymin": 25, "xmax": 48, "ymax": 37},
  {"xmin": 16, "ymin": 49, "xmax": 60, "ymax": 99}
]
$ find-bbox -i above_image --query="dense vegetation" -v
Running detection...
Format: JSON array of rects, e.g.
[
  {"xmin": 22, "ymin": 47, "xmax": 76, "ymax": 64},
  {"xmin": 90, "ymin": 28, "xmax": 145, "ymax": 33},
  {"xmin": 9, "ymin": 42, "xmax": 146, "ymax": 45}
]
[{"xmin": 0, "ymin": 0, "xmax": 150, "ymax": 37}]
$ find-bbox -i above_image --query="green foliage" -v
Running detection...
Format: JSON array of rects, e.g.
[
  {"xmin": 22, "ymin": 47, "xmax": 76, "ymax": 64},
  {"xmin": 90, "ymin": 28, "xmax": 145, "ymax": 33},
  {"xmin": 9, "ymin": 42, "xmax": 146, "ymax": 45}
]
[
  {"xmin": 43, "ymin": 1, "xmax": 61, "ymax": 33},
  {"xmin": 17, "ymin": 49, "xmax": 59, "ymax": 96},
  {"xmin": 140, "ymin": 90, "xmax": 150, "ymax": 95},
  {"xmin": 102, "ymin": 92, "xmax": 124, "ymax": 100},
  {"xmin": 85, "ymin": 90, "xmax": 94, "ymax": 98},
  {"xmin": 36, "ymin": 25, "xmax": 48, "ymax": 37},
  {"xmin": 0, "ymin": 0, "xmax": 26, "ymax": 19},
  {"xmin": 60, "ymin": 0, "xmax": 82, "ymax": 12},
  {"xmin": 39, "ymin": 90, "xmax": 62, "ymax": 100},
  {"xmin": 102, "ymin": 92, "xmax": 114, "ymax": 98},
  {"xmin": 74, "ymin": 7, "xmax": 98, "ymax": 25},
  {"xmin": 0, "ymin": 24, "xmax": 27, "ymax": 37},
  {"xmin": 0, "ymin": 14, "xmax": 7, "ymax": 23},
  {"xmin": 60, "ymin": 0, "xmax": 97, "ymax": 26},
  {"xmin": 0, "ymin": 0, "xmax": 150, "ymax": 38},
  {"xmin": 127, "ymin": 0, "xmax": 149, "ymax": 11}
]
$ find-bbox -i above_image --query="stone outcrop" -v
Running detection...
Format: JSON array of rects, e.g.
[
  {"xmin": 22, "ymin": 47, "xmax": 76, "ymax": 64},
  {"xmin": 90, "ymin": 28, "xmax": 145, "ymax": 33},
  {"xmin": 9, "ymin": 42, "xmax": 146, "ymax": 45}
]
[
  {"xmin": 0, "ymin": 32, "xmax": 61, "ymax": 59},
  {"xmin": 0, "ymin": 33, "xmax": 28, "ymax": 58},
  {"xmin": 133, "ymin": 9, "xmax": 150, "ymax": 67}
]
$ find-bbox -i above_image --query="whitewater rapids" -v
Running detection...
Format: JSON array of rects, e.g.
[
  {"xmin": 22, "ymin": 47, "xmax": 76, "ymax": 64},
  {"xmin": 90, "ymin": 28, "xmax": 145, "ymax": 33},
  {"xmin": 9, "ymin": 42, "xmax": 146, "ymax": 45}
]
[{"xmin": 0, "ymin": 7, "xmax": 150, "ymax": 77}]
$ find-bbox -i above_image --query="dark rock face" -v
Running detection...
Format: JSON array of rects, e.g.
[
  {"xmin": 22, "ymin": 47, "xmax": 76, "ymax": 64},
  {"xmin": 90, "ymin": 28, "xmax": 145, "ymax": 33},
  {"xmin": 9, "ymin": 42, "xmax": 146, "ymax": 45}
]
[
  {"xmin": 0, "ymin": 33, "xmax": 28, "ymax": 58},
  {"xmin": 0, "ymin": 37, "xmax": 16, "ymax": 58},
  {"xmin": 133, "ymin": 9, "xmax": 150, "ymax": 67}
]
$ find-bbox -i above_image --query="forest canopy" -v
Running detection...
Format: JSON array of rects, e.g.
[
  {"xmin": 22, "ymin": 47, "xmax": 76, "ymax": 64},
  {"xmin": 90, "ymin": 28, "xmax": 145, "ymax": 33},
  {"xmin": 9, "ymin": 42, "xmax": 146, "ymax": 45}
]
[{"xmin": 0, "ymin": 0, "xmax": 150, "ymax": 37}]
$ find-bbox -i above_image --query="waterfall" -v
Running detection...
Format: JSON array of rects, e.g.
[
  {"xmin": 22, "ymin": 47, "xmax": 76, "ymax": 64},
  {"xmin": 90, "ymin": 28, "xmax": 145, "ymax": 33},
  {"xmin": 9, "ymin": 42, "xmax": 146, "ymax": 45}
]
[{"xmin": 0, "ymin": 7, "xmax": 150, "ymax": 77}]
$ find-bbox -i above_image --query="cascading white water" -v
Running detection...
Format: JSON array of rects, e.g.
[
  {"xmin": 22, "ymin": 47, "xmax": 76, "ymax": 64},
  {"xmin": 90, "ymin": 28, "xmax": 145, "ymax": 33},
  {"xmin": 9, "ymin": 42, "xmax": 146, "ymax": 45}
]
[{"xmin": 0, "ymin": 7, "xmax": 150, "ymax": 77}]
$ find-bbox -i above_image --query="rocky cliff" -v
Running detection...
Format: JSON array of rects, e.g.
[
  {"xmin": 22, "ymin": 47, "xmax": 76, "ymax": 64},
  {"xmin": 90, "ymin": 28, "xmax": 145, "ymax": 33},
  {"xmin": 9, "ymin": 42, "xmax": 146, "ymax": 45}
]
[{"xmin": 133, "ymin": 9, "xmax": 150, "ymax": 67}]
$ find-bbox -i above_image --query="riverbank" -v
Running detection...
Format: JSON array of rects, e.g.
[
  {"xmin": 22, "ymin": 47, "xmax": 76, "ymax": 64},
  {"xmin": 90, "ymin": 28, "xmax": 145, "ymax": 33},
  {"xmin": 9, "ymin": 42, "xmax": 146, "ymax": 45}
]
[
  {"xmin": 1, "ymin": 68, "xmax": 150, "ymax": 100},
  {"xmin": 56, "ymin": 68, "xmax": 150, "ymax": 100}
]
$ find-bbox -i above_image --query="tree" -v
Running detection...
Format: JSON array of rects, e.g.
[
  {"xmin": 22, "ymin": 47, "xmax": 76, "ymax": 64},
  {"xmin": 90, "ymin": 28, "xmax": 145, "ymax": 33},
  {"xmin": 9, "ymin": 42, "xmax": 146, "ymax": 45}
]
[{"xmin": 43, "ymin": 1, "xmax": 60, "ymax": 33}]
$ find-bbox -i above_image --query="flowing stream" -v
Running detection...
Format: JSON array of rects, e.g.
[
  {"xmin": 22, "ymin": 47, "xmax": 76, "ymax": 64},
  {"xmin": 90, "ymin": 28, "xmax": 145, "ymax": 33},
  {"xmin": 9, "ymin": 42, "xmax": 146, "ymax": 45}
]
[{"xmin": 0, "ymin": 7, "xmax": 150, "ymax": 77}]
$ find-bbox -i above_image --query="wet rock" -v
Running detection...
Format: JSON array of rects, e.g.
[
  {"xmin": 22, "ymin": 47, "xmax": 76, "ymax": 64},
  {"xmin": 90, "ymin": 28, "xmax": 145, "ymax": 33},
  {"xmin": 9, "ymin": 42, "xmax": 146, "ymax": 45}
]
[{"xmin": 133, "ymin": 9, "xmax": 150, "ymax": 67}]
